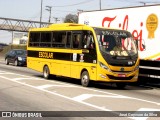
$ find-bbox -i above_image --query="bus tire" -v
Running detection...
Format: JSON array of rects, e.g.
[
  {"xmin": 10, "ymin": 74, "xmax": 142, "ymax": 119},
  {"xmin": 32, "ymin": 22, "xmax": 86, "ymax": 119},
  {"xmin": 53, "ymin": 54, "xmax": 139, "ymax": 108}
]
[
  {"xmin": 116, "ymin": 83, "xmax": 126, "ymax": 89},
  {"xmin": 43, "ymin": 65, "xmax": 50, "ymax": 79},
  {"xmin": 81, "ymin": 71, "xmax": 90, "ymax": 87}
]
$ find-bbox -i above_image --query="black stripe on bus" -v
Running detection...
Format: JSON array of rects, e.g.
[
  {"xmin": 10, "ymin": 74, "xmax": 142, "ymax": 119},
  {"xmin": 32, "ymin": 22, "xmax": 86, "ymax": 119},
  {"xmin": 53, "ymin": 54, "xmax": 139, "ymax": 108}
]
[
  {"xmin": 27, "ymin": 50, "xmax": 97, "ymax": 63},
  {"xmin": 27, "ymin": 50, "xmax": 71, "ymax": 61}
]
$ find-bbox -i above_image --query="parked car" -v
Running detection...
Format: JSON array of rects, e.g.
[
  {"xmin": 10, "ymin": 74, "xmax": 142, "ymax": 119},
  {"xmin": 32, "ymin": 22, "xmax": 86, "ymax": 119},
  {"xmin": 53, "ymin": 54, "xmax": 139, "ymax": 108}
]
[{"xmin": 5, "ymin": 49, "xmax": 27, "ymax": 66}]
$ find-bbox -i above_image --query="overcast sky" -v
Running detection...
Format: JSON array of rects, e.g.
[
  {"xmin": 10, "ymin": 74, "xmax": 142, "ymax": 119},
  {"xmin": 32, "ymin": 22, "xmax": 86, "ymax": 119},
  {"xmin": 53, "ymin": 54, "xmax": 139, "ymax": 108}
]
[{"xmin": 0, "ymin": 0, "xmax": 160, "ymax": 44}]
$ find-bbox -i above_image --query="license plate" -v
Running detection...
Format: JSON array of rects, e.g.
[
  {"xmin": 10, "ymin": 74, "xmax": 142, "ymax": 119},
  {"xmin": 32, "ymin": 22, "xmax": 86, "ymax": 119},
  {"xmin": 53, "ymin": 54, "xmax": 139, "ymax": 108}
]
[{"xmin": 118, "ymin": 74, "xmax": 126, "ymax": 77}]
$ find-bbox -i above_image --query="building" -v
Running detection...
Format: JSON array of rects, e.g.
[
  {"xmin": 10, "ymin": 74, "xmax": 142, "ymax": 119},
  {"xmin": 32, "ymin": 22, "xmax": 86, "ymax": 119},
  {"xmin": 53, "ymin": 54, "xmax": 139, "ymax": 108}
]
[{"xmin": 13, "ymin": 32, "xmax": 28, "ymax": 45}]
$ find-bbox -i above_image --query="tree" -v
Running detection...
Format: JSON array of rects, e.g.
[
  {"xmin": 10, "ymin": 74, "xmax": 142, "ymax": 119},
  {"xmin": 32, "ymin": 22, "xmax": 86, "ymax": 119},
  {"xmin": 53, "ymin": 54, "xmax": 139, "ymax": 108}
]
[{"xmin": 64, "ymin": 14, "xmax": 78, "ymax": 23}]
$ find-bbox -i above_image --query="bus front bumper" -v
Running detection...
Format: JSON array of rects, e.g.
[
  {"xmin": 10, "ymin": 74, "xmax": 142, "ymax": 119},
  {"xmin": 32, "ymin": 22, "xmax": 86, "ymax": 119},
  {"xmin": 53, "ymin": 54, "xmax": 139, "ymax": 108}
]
[{"xmin": 97, "ymin": 69, "xmax": 139, "ymax": 83}]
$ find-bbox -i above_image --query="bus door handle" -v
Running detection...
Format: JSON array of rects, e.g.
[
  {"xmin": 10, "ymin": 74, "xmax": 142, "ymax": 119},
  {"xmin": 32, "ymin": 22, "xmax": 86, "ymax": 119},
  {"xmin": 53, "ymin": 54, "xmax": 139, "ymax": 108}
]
[{"xmin": 82, "ymin": 49, "xmax": 89, "ymax": 54}]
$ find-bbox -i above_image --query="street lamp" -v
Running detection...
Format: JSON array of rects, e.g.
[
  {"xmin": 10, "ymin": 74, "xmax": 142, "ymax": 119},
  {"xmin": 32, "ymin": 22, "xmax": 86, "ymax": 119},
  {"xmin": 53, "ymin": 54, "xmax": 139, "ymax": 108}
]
[
  {"xmin": 40, "ymin": 0, "xmax": 43, "ymax": 27},
  {"xmin": 46, "ymin": 6, "xmax": 52, "ymax": 23},
  {"xmin": 99, "ymin": 0, "xmax": 101, "ymax": 10}
]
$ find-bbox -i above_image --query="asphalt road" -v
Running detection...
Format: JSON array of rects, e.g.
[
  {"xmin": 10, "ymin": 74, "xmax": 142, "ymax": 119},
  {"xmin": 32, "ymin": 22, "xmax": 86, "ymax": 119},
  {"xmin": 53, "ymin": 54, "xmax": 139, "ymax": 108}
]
[{"xmin": 0, "ymin": 60, "xmax": 160, "ymax": 120}]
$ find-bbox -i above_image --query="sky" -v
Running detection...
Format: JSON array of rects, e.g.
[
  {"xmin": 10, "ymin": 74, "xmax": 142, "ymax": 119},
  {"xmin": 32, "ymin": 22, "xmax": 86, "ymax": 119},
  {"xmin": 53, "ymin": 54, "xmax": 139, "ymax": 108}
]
[{"xmin": 0, "ymin": 0, "xmax": 160, "ymax": 44}]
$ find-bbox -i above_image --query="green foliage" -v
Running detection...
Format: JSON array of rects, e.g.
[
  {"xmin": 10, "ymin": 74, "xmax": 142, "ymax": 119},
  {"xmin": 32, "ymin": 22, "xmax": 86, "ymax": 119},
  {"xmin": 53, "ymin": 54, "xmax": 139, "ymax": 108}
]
[{"xmin": 64, "ymin": 14, "xmax": 78, "ymax": 23}]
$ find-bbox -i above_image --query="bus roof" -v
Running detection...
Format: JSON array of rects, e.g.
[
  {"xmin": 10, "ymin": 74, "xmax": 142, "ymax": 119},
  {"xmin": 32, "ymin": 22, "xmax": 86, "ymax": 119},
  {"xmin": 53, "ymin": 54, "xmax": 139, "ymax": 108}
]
[
  {"xmin": 29, "ymin": 23, "xmax": 129, "ymax": 32},
  {"xmin": 48, "ymin": 23, "xmax": 86, "ymax": 28},
  {"xmin": 29, "ymin": 23, "xmax": 89, "ymax": 31}
]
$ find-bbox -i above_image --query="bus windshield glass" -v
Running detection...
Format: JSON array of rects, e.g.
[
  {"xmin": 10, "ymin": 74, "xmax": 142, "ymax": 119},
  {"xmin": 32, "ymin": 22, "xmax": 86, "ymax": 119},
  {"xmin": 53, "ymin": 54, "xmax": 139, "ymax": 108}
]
[{"xmin": 94, "ymin": 28, "xmax": 138, "ymax": 57}]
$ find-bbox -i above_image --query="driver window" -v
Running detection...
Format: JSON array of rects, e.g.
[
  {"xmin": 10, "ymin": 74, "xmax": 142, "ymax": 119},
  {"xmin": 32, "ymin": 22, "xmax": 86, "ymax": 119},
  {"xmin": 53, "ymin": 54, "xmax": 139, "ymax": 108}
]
[{"xmin": 83, "ymin": 31, "xmax": 95, "ymax": 49}]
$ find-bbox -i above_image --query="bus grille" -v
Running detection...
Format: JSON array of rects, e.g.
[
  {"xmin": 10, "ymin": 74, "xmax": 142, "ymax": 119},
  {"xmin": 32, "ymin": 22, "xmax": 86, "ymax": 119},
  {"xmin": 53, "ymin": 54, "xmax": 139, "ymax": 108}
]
[{"xmin": 107, "ymin": 75, "xmax": 134, "ymax": 80}]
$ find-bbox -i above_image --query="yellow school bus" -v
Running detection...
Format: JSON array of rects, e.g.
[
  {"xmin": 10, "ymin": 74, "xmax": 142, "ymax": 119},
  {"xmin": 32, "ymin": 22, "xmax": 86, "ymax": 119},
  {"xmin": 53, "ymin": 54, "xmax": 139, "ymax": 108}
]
[{"xmin": 27, "ymin": 23, "xmax": 139, "ymax": 88}]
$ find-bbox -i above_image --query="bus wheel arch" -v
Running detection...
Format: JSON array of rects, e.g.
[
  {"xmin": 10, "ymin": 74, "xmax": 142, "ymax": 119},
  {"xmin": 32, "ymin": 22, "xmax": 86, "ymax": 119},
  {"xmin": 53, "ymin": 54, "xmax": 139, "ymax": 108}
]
[
  {"xmin": 43, "ymin": 65, "xmax": 50, "ymax": 79},
  {"xmin": 80, "ymin": 69, "xmax": 90, "ymax": 87}
]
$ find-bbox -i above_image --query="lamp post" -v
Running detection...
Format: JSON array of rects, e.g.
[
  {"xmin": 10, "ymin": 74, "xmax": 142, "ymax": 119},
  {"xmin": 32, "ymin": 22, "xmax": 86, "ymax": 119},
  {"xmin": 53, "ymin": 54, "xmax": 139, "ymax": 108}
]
[
  {"xmin": 99, "ymin": 0, "xmax": 101, "ymax": 10},
  {"xmin": 40, "ymin": 0, "xmax": 43, "ymax": 27},
  {"xmin": 46, "ymin": 6, "xmax": 52, "ymax": 23}
]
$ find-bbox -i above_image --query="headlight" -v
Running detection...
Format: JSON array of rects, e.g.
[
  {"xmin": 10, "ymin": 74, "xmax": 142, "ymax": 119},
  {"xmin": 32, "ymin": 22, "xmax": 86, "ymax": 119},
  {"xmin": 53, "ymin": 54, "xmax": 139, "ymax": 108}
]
[
  {"xmin": 99, "ymin": 61, "xmax": 110, "ymax": 71},
  {"xmin": 134, "ymin": 65, "xmax": 139, "ymax": 71},
  {"xmin": 18, "ymin": 57, "xmax": 22, "ymax": 61}
]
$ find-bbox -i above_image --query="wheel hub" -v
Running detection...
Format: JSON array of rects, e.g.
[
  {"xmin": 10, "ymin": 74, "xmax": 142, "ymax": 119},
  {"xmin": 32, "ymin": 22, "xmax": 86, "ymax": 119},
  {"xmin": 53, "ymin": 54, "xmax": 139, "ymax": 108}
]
[{"xmin": 82, "ymin": 75, "xmax": 88, "ymax": 84}]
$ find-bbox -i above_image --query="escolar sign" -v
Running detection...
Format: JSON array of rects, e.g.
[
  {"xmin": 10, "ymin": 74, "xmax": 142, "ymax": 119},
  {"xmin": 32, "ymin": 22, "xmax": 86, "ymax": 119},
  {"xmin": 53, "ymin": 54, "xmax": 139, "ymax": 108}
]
[{"xmin": 39, "ymin": 52, "xmax": 53, "ymax": 59}]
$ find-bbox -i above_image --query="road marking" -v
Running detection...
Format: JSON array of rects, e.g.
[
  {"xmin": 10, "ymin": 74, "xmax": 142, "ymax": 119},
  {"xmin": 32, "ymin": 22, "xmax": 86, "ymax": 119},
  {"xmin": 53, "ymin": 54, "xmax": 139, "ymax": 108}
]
[
  {"xmin": 0, "ymin": 75, "xmax": 11, "ymax": 80},
  {"xmin": 12, "ymin": 77, "xmax": 36, "ymax": 80},
  {"xmin": 1, "ymin": 70, "xmax": 160, "ymax": 120},
  {"xmin": 0, "ymin": 72, "xmax": 14, "ymax": 74},
  {"xmin": 0, "ymin": 70, "xmax": 160, "ymax": 110},
  {"xmin": 0, "ymin": 70, "xmax": 160, "ymax": 106},
  {"xmin": 36, "ymin": 84, "xmax": 55, "ymax": 89},
  {"xmin": 73, "ymin": 94, "xmax": 129, "ymax": 101},
  {"xmin": 72, "ymin": 94, "xmax": 93, "ymax": 101},
  {"xmin": 36, "ymin": 84, "xmax": 78, "ymax": 89},
  {"xmin": 0, "ymin": 74, "xmax": 112, "ymax": 111}
]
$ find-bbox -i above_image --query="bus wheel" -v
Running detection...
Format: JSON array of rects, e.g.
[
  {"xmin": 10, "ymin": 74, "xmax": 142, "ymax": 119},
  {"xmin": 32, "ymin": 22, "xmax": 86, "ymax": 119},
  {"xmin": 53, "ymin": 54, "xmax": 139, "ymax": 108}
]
[
  {"xmin": 43, "ymin": 65, "xmax": 50, "ymax": 79},
  {"xmin": 81, "ymin": 71, "xmax": 90, "ymax": 87},
  {"xmin": 116, "ymin": 83, "xmax": 126, "ymax": 89}
]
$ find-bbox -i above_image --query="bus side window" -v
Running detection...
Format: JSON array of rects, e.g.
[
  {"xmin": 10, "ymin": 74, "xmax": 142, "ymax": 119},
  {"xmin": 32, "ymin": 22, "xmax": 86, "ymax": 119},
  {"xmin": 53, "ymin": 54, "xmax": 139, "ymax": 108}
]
[
  {"xmin": 66, "ymin": 32, "xmax": 71, "ymax": 48},
  {"xmin": 73, "ymin": 34, "xmax": 81, "ymax": 49},
  {"xmin": 29, "ymin": 32, "xmax": 40, "ymax": 47},
  {"xmin": 88, "ymin": 35, "xmax": 95, "ymax": 49},
  {"xmin": 52, "ymin": 31, "xmax": 66, "ymax": 48},
  {"xmin": 83, "ymin": 33, "xmax": 95, "ymax": 49},
  {"xmin": 40, "ymin": 32, "xmax": 52, "ymax": 47},
  {"xmin": 62, "ymin": 34, "xmax": 67, "ymax": 47}
]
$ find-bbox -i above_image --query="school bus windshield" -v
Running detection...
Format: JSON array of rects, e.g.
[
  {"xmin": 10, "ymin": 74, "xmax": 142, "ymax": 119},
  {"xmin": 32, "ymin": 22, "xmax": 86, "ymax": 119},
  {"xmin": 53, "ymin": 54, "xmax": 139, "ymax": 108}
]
[{"xmin": 94, "ymin": 28, "xmax": 138, "ymax": 57}]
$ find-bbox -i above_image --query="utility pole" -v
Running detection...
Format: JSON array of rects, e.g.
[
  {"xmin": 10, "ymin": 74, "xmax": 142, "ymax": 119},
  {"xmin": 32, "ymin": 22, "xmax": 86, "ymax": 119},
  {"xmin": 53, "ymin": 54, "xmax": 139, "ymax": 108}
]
[
  {"xmin": 40, "ymin": 0, "xmax": 43, "ymax": 27},
  {"xmin": 53, "ymin": 17, "xmax": 60, "ymax": 23},
  {"xmin": 11, "ymin": 31, "xmax": 13, "ymax": 48},
  {"xmin": 99, "ymin": 0, "xmax": 101, "ymax": 10},
  {"xmin": 46, "ymin": 6, "xmax": 52, "ymax": 23}
]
